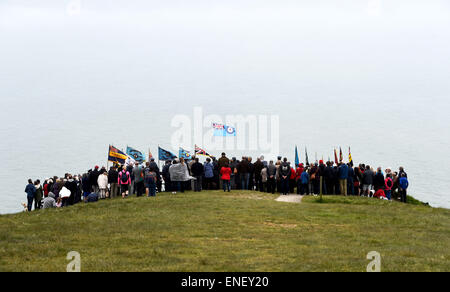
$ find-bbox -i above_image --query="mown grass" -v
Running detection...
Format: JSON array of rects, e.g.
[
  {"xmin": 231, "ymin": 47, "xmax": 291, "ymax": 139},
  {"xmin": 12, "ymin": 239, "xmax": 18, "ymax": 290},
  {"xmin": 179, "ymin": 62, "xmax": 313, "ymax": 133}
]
[{"xmin": 0, "ymin": 191, "xmax": 449, "ymax": 272}]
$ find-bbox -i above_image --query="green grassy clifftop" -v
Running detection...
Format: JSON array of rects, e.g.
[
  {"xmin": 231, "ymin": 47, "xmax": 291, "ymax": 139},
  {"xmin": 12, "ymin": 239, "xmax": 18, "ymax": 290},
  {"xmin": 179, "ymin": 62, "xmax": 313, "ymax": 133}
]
[{"xmin": 0, "ymin": 191, "xmax": 449, "ymax": 272}]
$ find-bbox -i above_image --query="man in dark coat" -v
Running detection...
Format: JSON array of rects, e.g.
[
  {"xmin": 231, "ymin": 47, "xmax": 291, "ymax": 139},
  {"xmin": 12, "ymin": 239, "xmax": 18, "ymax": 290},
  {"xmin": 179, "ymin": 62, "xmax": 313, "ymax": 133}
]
[
  {"xmin": 162, "ymin": 160, "xmax": 172, "ymax": 192},
  {"xmin": 253, "ymin": 158, "xmax": 264, "ymax": 192},
  {"xmin": 191, "ymin": 158, "xmax": 204, "ymax": 192}
]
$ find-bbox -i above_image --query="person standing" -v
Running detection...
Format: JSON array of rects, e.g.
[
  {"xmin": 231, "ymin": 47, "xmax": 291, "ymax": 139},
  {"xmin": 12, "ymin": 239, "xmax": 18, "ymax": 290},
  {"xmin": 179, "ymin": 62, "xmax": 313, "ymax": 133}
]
[
  {"xmin": 374, "ymin": 167, "xmax": 385, "ymax": 192},
  {"xmin": 89, "ymin": 166, "xmax": 100, "ymax": 193},
  {"xmin": 338, "ymin": 162, "xmax": 349, "ymax": 196},
  {"xmin": 289, "ymin": 164, "xmax": 297, "ymax": 194},
  {"xmin": 162, "ymin": 160, "xmax": 172, "ymax": 192},
  {"xmin": 300, "ymin": 169, "xmax": 310, "ymax": 195},
  {"xmin": 144, "ymin": 164, "xmax": 157, "ymax": 197},
  {"xmin": 324, "ymin": 162, "xmax": 334, "ymax": 195},
  {"xmin": 399, "ymin": 173, "xmax": 409, "ymax": 203},
  {"xmin": 133, "ymin": 162, "xmax": 145, "ymax": 197},
  {"xmin": 204, "ymin": 158, "xmax": 214, "ymax": 190},
  {"xmin": 385, "ymin": 173, "xmax": 394, "ymax": 200},
  {"xmin": 34, "ymin": 180, "xmax": 43, "ymax": 210},
  {"xmin": 169, "ymin": 159, "xmax": 188, "ymax": 194},
  {"xmin": 97, "ymin": 170, "xmax": 109, "ymax": 199},
  {"xmin": 230, "ymin": 157, "xmax": 238, "ymax": 190},
  {"xmin": 280, "ymin": 158, "xmax": 291, "ymax": 195},
  {"xmin": 347, "ymin": 164, "xmax": 355, "ymax": 196},
  {"xmin": 108, "ymin": 166, "xmax": 119, "ymax": 198},
  {"xmin": 218, "ymin": 152, "xmax": 230, "ymax": 189},
  {"xmin": 149, "ymin": 158, "xmax": 162, "ymax": 193},
  {"xmin": 25, "ymin": 179, "xmax": 36, "ymax": 211},
  {"xmin": 238, "ymin": 157, "xmax": 250, "ymax": 190},
  {"xmin": 220, "ymin": 163, "xmax": 232, "ymax": 192},
  {"xmin": 362, "ymin": 165, "xmax": 374, "ymax": 196},
  {"xmin": 253, "ymin": 157, "xmax": 264, "ymax": 192},
  {"xmin": 118, "ymin": 167, "xmax": 131, "ymax": 198},
  {"xmin": 267, "ymin": 161, "xmax": 277, "ymax": 194},
  {"xmin": 191, "ymin": 158, "xmax": 204, "ymax": 192},
  {"xmin": 261, "ymin": 166, "xmax": 268, "ymax": 193},
  {"xmin": 248, "ymin": 157, "xmax": 255, "ymax": 191}
]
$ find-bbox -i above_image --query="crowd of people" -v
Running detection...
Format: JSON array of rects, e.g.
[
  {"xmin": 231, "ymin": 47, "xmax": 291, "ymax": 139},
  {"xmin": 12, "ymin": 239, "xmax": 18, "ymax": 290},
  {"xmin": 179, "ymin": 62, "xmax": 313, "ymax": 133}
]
[{"xmin": 24, "ymin": 152, "xmax": 410, "ymax": 212}]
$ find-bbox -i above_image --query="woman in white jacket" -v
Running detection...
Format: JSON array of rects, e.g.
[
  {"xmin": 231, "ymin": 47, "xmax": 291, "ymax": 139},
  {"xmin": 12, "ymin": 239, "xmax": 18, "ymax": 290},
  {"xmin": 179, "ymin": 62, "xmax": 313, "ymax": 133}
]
[{"xmin": 97, "ymin": 171, "xmax": 109, "ymax": 199}]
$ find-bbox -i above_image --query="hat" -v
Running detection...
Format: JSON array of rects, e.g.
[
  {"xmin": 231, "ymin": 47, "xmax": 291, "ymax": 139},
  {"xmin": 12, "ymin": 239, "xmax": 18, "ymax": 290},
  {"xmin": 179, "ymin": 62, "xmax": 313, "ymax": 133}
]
[{"xmin": 95, "ymin": 165, "xmax": 99, "ymax": 169}]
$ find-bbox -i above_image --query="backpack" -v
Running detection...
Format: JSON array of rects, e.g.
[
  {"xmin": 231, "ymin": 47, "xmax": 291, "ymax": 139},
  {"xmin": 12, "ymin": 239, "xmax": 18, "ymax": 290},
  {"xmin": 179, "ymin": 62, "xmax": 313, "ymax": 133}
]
[{"xmin": 120, "ymin": 171, "xmax": 128, "ymax": 184}]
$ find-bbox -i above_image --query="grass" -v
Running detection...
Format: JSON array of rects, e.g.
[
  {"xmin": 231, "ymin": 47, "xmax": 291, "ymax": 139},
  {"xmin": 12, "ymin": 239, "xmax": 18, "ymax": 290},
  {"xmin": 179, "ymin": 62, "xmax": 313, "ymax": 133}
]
[{"xmin": 0, "ymin": 191, "xmax": 449, "ymax": 272}]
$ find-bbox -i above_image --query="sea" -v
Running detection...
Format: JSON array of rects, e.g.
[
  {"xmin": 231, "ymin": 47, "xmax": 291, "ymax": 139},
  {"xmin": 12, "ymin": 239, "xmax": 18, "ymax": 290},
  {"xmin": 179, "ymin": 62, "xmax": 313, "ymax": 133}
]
[{"xmin": 1, "ymin": 1, "xmax": 449, "ymax": 214}]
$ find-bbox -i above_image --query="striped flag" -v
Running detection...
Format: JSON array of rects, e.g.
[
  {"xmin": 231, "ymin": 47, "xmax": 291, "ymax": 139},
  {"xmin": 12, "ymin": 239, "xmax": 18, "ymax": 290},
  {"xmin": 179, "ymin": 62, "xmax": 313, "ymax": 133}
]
[
  {"xmin": 349, "ymin": 147, "xmax": 354, "ymax": 167},
  {"xmin": 108, "ymin": 145, "xmax": 128, "ymax": 164},
  {"xmin": 195, "ymin": 144, "xmax": 212, "ymax": 157}
]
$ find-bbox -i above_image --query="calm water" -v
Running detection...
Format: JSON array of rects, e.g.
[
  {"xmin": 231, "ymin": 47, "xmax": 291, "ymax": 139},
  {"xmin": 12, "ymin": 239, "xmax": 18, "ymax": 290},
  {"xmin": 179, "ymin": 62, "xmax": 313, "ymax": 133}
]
[{"xmin": 1, "ymin": 1, "xmax": 450, "ymax": 213}]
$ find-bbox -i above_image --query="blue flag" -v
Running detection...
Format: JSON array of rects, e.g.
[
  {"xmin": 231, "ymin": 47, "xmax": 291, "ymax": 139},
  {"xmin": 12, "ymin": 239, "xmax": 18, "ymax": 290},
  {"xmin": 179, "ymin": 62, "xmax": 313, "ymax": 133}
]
[
  {"xmin": 126, "ymin": 146, "xmax": 145, "ymax": 163},
  {"xmin": 179, "ymin": 148, "xmax": 192, "ymax": 160},
  {"xmin": 295, "ymin": 145, "xmax": 300, "ymax": 167},
  {"xmin": 213, "ymin": 123, "xmax": 236, "ymax": 137},
  {"xmin": 158, "ymin": 147, "xmax": 177, "ymax": 161}
]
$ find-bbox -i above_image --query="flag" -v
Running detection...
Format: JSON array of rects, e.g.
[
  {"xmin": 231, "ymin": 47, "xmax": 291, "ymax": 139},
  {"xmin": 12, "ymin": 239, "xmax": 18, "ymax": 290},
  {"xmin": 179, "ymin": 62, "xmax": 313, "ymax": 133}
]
[
  {"xmin": 334, "ymin": 149, "xmax": 339, "ymax": 165},
  {"xmin": 195, "ymin": 144, "xmax": 212, "ymax": 157},
  {"xmin": 125, "ymin": 155, "xmax": 136, "ymax": 166},
  {"xmin": 305, "ymin": 147, "xmax": 310, "ymax": 166},
  {"xmin": 158, "ymin": 146, "xmax": 177, "ymax": 161},
  {"xmin": 339, "ymin": 147, "xmax": 344, "ymax": 163},
  {"xmin": 212, "ymin": 123, "xmax": 236, "ymax": 137},
  {"xmin": 126, "ymin": 146, "xmax": 145, "ymax": 163},
  {"xmin": 108, "ymin": 145, "xmax": 128, "ymax": 164},
  {"xmin": 295, "ymin": 145, "xmax": 299, "ymax": 167},
  {"xmin": 349, "ymin": 147, "xmax": 354, "ymax": 167},
  {"xmin": 179, "ymin": 147, "xmax": 192, "ymax": 160}
]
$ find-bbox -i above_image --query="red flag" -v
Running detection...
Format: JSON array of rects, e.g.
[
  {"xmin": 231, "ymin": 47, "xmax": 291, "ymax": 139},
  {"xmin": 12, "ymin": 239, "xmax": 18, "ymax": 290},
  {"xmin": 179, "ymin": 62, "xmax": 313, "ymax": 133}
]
[
  {"xmin": 148, "ymin": 149, "xmax": 153, "ymax": 161},
  {"xmin": 339, "ymin": 147, "xmax": 343, "ymax": 163},
  {"xmin": 334, "ymin": 149, "xmax": 338, "ymax": 165}
]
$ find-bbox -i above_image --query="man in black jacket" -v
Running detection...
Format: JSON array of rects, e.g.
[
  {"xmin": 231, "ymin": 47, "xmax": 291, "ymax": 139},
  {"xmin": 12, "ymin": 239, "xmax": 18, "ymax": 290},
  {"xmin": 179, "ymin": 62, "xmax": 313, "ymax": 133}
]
[
  {"xmin": 374, "ymin": 167, "xmax": 385, "ymax": 191},
  {"xmin": 238, "ymin": 157, "xmax": 250, "ymax": 190},
  {"xmin": 324, "ymin": 162, "xmax": 334, "ymax": 195},
  {"xmin": 108, "ymin": 166, "xmax": 119, "ymax": 198},
  {"xmin": 253, "ymin": 158, "xmax": 264, "ymax": 192},
  {"xmin": 279, "ymin": 158, "xmax": 291, "ymax": 195},
  {"xmin": 191, "ymin": 158, "xmax": 204, "ymax": 192},
  {"xmin": 362, "ymin": 165, "xmax": 375, "ymax": 196},
  {"xmin": 162, "ymin": 160, "xmax": 172, "ymax": 192}
]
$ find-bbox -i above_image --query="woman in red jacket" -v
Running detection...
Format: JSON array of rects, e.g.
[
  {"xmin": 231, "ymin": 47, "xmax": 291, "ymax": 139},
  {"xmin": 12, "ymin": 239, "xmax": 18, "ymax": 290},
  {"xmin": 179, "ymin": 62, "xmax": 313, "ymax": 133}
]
[{"xmin": 220, "ymin": 163, "xmax": 232, "ymax": 192}]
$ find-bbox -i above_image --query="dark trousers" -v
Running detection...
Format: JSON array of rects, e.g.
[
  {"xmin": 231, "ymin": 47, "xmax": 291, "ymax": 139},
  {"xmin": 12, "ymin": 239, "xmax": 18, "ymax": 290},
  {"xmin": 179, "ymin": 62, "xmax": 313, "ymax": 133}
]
[
  {"xmin": 281, "ymin": 177, "xmax": 289, "ymax": 195},
  {"xmin": 135, "ymin": 181, "xmax": 145, "ymax": 197},
  {"xmin": 34, "ymin": 198, "xmax": 42, "ymax": 210},
  {"xmin": 241, "ymin": 173, "xmax": 249, "ymax": 190},
  {"xmin": 147, "ymin": 182, "xmax": 156, "ymax": 197},
  {"xmin": 223, "ymin": 180, "xmax": 231, "ymax": 192},
  {"xmin": 27, "ymin": 196, "xmax": 34, "ymax": 211},
  {"xmin": 174, "ymin": 181, "xmax": 185, "ymax": 193},
  {"xmin": 347, "ymin": 178, "xmax": 354, "ymax": 196},
  {"xmin": 267, "ymin": 178, "xmax": 276, "ymax": 194},
  {"xmin": 400, "ymin": 189, "xmax": 407, "ymax": 203},
  {"xmin": 164, "ymin": 178, "xmax": 171, "ymax": 192},
  {"xmin": 194, "ymin": 176, "xmax": 202, "ymax": 192},
  {"xmin": 325, "ymin": 181, "xmax": 334, "ymax": 195},
  {"xmin": 289, "ymin": 179, "xmax": 296, "ymax": 194},
  {"xmin": 300, "ymin": 183, "xmax": 309, "ymax": 195}
]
